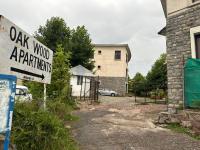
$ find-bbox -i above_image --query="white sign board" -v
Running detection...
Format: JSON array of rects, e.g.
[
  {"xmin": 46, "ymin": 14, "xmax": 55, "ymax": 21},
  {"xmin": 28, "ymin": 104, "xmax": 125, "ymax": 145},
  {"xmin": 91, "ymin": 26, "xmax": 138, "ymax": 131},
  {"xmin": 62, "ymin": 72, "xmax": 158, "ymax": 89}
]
[{"xmin": 0, "ymin": 15, "xmax": 53, "ymax": 84}]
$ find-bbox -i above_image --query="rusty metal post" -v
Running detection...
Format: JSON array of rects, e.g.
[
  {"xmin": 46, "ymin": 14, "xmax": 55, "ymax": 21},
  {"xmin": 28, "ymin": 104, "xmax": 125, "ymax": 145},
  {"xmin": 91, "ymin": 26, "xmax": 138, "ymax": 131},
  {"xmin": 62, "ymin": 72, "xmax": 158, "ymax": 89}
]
[
  {"xmin": 97, "ymin": 76, "xmax": 99, "ymax": 102},
  {"xmin": 84, "ymin": 77, "xmax": 86, "ymax": 101},
  {"xmin": 80, "ymin": 76, "xmax": 83, "ymax": 100}
]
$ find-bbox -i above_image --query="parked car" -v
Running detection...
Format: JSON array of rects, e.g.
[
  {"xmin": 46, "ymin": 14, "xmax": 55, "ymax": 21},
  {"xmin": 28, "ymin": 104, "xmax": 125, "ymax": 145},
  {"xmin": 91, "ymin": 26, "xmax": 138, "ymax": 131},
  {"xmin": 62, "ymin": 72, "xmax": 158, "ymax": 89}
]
[
  {"xmin": 15, "ymin": 85, "xmax": 32, "ymax": 102},
  {"xmin": 98, "ymin": 88, "xmax": 118, "ymax": 96}
]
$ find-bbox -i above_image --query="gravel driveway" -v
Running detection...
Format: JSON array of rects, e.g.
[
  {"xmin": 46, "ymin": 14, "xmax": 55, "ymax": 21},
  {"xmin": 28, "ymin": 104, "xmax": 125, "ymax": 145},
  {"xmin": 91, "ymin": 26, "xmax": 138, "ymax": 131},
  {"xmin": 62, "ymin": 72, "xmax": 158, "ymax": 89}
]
[{"xmin": 71, "ymin": 96, "xmax": 200, "ymax": 150}]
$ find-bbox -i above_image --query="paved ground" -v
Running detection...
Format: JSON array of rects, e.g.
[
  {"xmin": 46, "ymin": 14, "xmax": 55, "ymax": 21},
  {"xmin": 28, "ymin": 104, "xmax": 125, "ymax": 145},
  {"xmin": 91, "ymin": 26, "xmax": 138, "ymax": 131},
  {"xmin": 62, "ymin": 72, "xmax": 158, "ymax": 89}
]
[{"xmin": 71, "ymin": 96, "xmax": 200, "ymax": 150}]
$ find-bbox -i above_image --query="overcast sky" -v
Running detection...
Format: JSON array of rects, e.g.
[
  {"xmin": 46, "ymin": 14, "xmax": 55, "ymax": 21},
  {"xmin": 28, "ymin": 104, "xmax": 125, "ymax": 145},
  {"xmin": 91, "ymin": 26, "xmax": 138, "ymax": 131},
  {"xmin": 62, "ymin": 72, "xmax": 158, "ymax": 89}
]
[{"xmin": 0, "ymin": 0, "xmax": 166, "ymax": 78}]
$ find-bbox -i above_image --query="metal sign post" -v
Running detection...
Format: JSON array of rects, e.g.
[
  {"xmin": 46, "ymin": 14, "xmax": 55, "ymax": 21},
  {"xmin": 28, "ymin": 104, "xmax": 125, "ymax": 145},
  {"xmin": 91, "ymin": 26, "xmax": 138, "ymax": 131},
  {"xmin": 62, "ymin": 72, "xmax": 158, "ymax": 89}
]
[
  {"xmin": 44, "ymin": 84, "xmax": 47, "ymax": 110},
  {"xmin": 0, "ymin": 74, "xmax": 16, "ymax": 150}
]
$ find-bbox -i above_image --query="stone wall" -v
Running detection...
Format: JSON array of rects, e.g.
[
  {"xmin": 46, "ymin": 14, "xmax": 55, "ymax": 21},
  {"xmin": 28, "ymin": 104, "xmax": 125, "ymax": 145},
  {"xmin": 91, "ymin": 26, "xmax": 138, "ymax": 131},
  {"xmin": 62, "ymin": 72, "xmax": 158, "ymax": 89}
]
[
  {"xmin": 98, "ymin": 76, "xmax": 127, "ymax": 96},
  {"xmin": 166, "ymin": 3, "xmax": 200, "ymax": 103}
]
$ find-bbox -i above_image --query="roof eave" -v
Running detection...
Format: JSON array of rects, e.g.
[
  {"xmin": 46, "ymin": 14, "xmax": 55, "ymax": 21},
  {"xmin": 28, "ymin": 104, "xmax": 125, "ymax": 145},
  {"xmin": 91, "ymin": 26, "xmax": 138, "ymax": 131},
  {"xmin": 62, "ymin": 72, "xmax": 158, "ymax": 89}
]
[
  {"xmin": 158, "ymin": 27, "xmax": 166, "ymax": 36},
  {"xmin": 160, "ymin": 0, "xmax": 167, "ymax": 18}
]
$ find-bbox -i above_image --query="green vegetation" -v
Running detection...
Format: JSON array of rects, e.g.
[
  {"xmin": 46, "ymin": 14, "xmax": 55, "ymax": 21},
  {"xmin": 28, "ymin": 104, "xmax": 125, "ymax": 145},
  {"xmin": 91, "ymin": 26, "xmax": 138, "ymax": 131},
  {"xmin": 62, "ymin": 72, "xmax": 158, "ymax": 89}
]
[
  {"xmin": 71, "ymin": 26, "xmax": 94, "ymax": 70},
  {"xmin": 128, "ymin": 73, "xmax": 146, "ymax": 96},
  {"xmin": 24, "ymin": 44, "xmax": 71, "ymax": 101},
  {"xmin": 12, "ymin": 45, "xmax": 78, "ymax": 149},
  {"xmin": 11, "ymin": 102, "xmax": 78, "ymax": 150},
  {"xmin": 146, "ymin": 54, "xmax": 167, "ymax": 91},
  {"xmin": 166, "ymin": 123, "xmax": 200, "ymax": 140},
  {"xmin": 47, "ymin": 45, "xmax": 71, "ymax": 100},
  {"xmin": 35, "ymin": 17, "xmax": 71, "ymax": 53},
  {"xmin": 191, "ymin": 101, "xmax": 200, "ymax": 109},
  {"xmin": 129, "ymin": 54, "xmax": 167, "ymax": 97},
  {"xmin": 35, "ymin": 17, "xmax": 94, "ymax": 70},
  {"xmin": 10, "ymin": 16, "xmax": 96, "ymax": 149}
]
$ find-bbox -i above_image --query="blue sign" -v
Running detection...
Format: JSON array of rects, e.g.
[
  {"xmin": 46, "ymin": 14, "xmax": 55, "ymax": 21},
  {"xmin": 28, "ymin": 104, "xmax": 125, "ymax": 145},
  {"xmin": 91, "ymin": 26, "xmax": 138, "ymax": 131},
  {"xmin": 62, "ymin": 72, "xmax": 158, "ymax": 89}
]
[{"xmin": 0, "ymin": 74, "xmax": 16, "ymax": 150}]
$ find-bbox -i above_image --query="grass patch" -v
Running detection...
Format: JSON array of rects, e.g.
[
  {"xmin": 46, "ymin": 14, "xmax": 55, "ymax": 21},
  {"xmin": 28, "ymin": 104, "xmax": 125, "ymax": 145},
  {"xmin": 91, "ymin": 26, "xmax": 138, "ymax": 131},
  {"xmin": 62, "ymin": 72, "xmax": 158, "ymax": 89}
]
[
  {"xmin": 11, "ymin": 101, "xmax": 79, "ymax": 150},
  {"xmin": 64, "ymin": 114, "xmax": 79, "ymax": 121},
  {"xmin": 166, "ymin": 123, "xmax": 200, "ymax": 140}
]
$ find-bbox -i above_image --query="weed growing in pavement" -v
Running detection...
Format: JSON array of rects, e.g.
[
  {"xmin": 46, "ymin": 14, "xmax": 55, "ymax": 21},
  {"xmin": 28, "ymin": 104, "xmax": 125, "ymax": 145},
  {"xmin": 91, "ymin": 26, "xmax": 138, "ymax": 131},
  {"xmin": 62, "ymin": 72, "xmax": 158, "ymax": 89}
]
[{"xmin": 166, "ymin": 123, "xmax": 200, "ymax": 140}]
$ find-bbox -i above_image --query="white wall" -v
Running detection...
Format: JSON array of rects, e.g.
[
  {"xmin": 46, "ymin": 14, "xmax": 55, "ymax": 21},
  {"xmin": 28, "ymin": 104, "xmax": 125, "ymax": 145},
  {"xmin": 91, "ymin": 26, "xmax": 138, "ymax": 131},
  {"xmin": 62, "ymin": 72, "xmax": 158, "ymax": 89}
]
[{"xmin": 70, "ymin": 76, "xmax": 91, "ymax": 97}]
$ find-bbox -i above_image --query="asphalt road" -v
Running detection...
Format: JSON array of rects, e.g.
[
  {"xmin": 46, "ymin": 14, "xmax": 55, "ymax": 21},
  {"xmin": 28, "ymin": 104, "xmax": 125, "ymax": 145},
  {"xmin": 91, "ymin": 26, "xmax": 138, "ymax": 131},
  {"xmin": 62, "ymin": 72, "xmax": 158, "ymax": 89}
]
[{"xmin": 71, "ymin": 96, "xmax": 200, "ymax": 150}]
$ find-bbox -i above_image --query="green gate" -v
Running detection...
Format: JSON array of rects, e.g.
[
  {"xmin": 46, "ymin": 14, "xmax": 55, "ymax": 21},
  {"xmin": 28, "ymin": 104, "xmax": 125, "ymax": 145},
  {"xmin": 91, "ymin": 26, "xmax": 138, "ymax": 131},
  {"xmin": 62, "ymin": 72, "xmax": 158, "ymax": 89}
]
[{"xmin": 184, "ymin": 58, "xmax": 200, "ymax": 108}]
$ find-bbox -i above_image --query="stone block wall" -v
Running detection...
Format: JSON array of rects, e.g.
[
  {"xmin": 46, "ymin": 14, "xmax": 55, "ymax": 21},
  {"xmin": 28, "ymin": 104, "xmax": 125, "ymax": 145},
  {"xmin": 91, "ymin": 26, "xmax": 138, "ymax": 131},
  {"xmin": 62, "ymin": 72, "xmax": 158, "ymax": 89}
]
[
  {"xmin": 98, "ymin": 76, "xmax": 127, "ymax": 96},
  {"xmin": 166, "ymin": 3, "xmax": 200, "ymax": 103}
]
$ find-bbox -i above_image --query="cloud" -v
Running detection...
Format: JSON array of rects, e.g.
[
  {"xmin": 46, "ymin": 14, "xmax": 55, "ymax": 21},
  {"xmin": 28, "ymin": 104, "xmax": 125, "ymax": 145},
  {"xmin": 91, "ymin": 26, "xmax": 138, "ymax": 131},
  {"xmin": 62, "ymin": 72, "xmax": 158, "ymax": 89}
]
[{"xmin": 0, "ymin": 0, "xmax": 166, "ymax": 77}]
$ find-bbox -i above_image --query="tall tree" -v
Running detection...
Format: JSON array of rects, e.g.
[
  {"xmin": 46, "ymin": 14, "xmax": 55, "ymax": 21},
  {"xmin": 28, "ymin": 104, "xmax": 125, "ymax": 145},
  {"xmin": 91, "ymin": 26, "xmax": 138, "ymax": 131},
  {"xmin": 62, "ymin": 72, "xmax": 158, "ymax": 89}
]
[
  {"xmin": 35, "ymin": 18, "xmax": 94, "ymax": 70},
  {"xmin": 146, "ymin": 54, "xmax": 167, "ymax": 91},
  {"xmin": 71, "ymin": 26, "xmax": 94, "ymax": 70},
  {"xmin": 25, "ymin": 45, "xmax": 71, "ymax": 101},
  {"xmin": 129, "ymin": 73, "xmax": 146, "ymax": 96},
  {"xmin": 47, "ymin": 45, "xmax": 71, "ymax": 100},
  {"xmin": 35, "ymin": 17, "xmax": 71, "ymax": 52}
]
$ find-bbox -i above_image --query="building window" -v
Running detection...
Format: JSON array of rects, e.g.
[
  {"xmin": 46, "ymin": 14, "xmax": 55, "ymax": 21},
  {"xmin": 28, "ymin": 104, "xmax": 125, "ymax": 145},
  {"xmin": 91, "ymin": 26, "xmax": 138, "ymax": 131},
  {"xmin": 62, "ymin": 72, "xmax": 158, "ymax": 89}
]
[
  {"xmin": 98, "ymin": 65, "xmax": 101, "ymax": 70},
  {"xmin": 98, "ymin": 50, "xmax": 102, "ymax": 55},
  {"xmin": 115, "ymin": 50, "xmax": 121, "ymax": 60},
  {"xmin": 77, "ymin": 76, "xmax": 83, "ymax": 85},
  {"xmin": 195, "ymin": 34, "xmax": 200, "ymax": 59},
  {"xmin": 190, "ymin": 26, "xmax": 200, "ymax": 58}
]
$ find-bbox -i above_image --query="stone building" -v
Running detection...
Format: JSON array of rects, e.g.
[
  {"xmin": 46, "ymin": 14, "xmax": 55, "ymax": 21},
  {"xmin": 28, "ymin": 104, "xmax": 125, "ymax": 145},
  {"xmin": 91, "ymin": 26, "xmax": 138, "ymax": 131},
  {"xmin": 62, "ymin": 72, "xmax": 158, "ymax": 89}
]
[
  {"xmin": 93, "ymin": 44, "xmax": 132, "ymax": 96},
  {"xmin": 159, "ymin": 0, "xmax": 200, "ymax": 103}
]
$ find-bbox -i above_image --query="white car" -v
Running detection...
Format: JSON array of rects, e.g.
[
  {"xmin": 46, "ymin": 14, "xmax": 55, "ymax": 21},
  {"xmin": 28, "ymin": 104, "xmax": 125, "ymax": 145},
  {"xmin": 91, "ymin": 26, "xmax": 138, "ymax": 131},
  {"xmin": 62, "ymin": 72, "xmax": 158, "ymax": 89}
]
[
  {"xmin": 98, "ymin": 88, "xmax": 118, "ymax": 96},
  {"xmin": 15, "ymin": 85, "xmax": 32, "ymax": 102}
]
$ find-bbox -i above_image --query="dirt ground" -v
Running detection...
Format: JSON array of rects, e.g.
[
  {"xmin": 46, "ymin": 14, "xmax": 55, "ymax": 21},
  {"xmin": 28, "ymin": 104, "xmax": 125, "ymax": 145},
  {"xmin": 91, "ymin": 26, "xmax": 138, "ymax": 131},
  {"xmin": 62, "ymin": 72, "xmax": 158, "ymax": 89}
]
[{"xmin": 71, "ymin": 96, "xmax": 200, "ymax": 150}]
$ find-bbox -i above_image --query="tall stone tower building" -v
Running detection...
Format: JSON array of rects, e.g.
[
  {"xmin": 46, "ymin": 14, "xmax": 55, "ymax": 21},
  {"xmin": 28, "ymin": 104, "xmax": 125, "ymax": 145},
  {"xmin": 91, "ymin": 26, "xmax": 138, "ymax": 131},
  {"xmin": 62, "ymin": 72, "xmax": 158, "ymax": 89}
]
[{"xmin": 159, "ymin": 0, "xmax": 200, "ymax": 103}]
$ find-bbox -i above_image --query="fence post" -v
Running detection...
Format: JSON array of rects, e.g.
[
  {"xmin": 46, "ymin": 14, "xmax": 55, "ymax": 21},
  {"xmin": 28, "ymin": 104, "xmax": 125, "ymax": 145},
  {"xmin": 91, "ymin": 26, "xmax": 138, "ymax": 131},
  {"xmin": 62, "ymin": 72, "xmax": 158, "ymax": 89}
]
[
  {"xmin": 94, "ymin": 80, "xmax": 96, "ymax": 102},
  {"xmin": 145, "ymin": 89, "xmax": 147, "ymax": 103},
  {"xmin": 97, "ymin": 76, "xmax": 99, "ymax": 102},
  {"xmin": 134, "ymin": 89, "xmax": 136, "ymax": 102},
  {"xmin": 80, "ymin": 76, "xmax": 83, "ymax": 100},
  {"xmin": 84, "ymin": 77, "xmax": 86, "ymax": 101}
]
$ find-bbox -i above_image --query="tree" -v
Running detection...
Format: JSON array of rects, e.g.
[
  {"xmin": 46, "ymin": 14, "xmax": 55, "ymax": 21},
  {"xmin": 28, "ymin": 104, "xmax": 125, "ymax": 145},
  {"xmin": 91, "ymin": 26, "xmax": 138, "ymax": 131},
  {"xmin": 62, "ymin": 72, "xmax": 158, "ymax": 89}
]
[
  {"xmin": 35, "ymin": 17, "xmax": 71, "ymax": 52},
  {"xmin": 129, "ymin": 73, "xmax": 146, "ymax": 96},
  {"xmin": 25, "ymin": 45, "xmax": 71, "ymax": 101},
  {"xmin": 26, "ymin": 17, "xmax": 95, "ymax": 100},
  {"xmin": 47, "ymin": 45, "xmax": 71, "ymax": 100},
  {"xmin": 71, "ymin": 26, "xmax": 94, "ymax": 70},
  {"xmin": 35, "ymin": 18, "xmax": 94, "ymax": 70},
  {"xmin": 146, "ymin": 54, "xmax": 167, "ymax": 91}
]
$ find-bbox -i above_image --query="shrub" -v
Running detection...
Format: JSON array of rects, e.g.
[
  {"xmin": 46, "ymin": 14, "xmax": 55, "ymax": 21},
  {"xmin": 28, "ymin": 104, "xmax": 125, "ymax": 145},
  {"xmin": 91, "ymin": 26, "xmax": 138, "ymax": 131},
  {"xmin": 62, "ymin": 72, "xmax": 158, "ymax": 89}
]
[
  {"xmin": 47, "ymin": 101, "xmax": 73, "ymax": 120},
  {"xmin": 192, "ymin": 101, "xmax": 200, "ymax": 109},
  {"xmin": 149, "ymin": 89, "xmax": 166, "ymax": 99},
  {"xmin": 11, "ymin": 102, "xmax": 78, "ymax": 150}
]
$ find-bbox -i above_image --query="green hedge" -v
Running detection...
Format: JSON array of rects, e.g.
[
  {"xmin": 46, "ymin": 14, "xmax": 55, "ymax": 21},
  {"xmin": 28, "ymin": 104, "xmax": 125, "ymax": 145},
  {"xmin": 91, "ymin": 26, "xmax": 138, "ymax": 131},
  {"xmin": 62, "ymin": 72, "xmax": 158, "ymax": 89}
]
[{"xmin": 11, "ymin": 102, "xmax": 78, "ymax": 150}]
